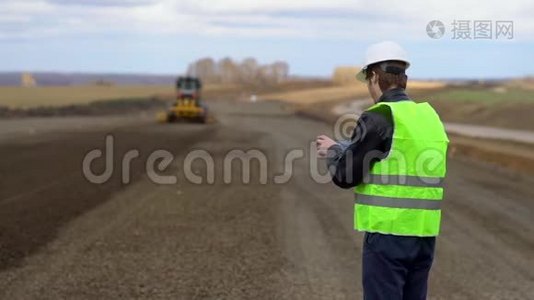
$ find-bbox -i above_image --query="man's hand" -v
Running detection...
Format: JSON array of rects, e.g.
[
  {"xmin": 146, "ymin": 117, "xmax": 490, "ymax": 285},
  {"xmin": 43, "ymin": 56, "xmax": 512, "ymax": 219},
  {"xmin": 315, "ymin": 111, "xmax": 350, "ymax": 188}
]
[{"xmin": 315, "ymin": 135, "xmax": 338, "ymax": 157}]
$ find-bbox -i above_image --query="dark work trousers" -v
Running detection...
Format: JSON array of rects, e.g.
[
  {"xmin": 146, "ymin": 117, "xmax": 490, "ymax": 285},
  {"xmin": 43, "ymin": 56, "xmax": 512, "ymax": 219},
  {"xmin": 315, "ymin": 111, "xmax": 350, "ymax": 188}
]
[{"xmin": 362, "ymin": 232, "xmax": 436, "ymax": 300}]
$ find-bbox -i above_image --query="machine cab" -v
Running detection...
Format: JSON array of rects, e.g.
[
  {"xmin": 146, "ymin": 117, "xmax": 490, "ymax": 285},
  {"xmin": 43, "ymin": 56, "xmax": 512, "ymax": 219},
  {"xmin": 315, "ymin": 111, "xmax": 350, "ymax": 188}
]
[{"xmin": 176, "ymin": 76, "xmax": 202, "ymax": 100}]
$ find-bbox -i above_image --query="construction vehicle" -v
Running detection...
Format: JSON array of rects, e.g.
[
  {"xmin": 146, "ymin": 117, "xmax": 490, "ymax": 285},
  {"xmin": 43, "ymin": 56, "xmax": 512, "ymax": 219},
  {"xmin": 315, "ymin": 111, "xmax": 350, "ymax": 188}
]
[{"xmin": 157, "ymin": 76, "xmax": 208, "ymax": 123}]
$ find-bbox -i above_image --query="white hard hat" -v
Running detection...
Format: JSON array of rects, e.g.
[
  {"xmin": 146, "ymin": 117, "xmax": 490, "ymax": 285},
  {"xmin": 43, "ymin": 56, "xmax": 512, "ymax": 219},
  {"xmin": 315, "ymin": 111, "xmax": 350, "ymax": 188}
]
[{"xmin": 356, "ymin": 41, "xmax": 410, "ymax": 82}]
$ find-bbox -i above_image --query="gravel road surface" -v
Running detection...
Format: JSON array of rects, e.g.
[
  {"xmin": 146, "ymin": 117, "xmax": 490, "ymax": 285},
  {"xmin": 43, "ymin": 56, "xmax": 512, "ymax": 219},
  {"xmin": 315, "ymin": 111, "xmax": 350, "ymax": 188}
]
[{"xmin": 1, "ymin": 100, "xmax": 533, "ymax": 299}]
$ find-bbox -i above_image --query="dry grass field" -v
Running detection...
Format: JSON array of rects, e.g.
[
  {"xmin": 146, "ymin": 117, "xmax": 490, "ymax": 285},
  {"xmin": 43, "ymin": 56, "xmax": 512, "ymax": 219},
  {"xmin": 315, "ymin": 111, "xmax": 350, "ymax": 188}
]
[
  {"xmin": 506, "ymin": 77, "xmax": 534, "ymax": 90},
  {"xmin": 259, "ymin": 80, "xmax": 446, "ymax": 105},
  {"xmin": 0, "ymin": 84, "xmax": 246, "ymax": 109},
  {"xmin": 259, "ymin": 84, "xmax": 369, "ymax": 104},
  {"xmin": 0, "ymin": 85, "xmax": 173, "ymax": 109}
]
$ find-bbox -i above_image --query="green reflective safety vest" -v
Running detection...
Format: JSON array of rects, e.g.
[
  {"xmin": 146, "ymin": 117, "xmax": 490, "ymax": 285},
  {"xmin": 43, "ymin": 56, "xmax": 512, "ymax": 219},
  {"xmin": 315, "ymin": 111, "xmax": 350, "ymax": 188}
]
[{"xmin": 354, "ymin": 100, "xmax": 449, "ymax": 237}]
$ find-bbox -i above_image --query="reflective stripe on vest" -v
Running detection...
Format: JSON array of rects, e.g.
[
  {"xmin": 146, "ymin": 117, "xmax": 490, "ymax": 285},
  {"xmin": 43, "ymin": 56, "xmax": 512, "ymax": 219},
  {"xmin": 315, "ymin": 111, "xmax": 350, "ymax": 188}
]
[
  {"xmin": 353, "ymin": 101, "xmax": 448, "ymax": 237},
  {"xmin": 355, "ymin": 194, "xmax": 442, "ymax": 210},
  {"xmin": 363, "ymin": 174, "xmax": 444, "ymax": 187}
]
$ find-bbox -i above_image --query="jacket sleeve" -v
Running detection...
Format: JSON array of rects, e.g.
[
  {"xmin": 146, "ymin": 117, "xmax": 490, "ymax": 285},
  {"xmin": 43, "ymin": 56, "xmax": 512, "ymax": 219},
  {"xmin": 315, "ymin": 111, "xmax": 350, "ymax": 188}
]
[{"xmin": 326, "ymin": 111, "xmax": 393, "ymax": 189}]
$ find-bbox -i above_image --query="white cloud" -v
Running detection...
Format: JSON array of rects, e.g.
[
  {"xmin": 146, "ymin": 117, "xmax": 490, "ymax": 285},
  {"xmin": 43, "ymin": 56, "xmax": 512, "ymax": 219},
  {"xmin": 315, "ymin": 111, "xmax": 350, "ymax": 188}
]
[
  {"xmin": 0, "ymin": 0, "xmax": 532, "ymax": 40},
  {"xmin": 45, "ymin": 0, "xmax": 159, "ymax": 7}
]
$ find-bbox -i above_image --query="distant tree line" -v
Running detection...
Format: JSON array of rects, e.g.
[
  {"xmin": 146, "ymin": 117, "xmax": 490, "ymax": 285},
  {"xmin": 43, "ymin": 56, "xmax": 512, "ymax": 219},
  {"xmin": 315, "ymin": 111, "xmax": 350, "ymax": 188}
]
[{"xmin": 186, "ymin": 57, "xmax": 289, "ymax": 85}]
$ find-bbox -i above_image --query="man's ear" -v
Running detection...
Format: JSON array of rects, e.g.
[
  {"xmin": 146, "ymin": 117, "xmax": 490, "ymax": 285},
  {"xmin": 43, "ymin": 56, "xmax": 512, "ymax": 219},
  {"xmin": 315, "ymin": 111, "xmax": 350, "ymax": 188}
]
[{"xmin": 371, "ymin": 71, "xmax": 379, "ymax": 85}]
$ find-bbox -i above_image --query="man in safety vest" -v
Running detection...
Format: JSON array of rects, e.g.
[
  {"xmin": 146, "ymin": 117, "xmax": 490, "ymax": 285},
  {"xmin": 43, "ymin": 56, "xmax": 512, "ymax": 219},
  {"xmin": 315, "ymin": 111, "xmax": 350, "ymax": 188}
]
[{"xmin": 316, "ymin": 41, "xmax": 448, "ymax": 300}]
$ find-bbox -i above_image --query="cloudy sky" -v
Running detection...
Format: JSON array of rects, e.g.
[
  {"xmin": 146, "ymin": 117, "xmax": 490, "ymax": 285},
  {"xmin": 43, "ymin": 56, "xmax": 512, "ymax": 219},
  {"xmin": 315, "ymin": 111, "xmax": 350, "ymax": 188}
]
[{"xmin": 1, "ymin": 0, "xmax": 533, "ymax": 79}]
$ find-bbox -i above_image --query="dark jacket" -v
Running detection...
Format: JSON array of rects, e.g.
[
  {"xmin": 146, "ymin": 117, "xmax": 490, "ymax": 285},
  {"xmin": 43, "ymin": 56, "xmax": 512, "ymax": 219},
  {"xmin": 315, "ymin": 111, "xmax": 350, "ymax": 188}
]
[{"xmin": 326, "ymin": 88, "xmax": 411, "ymax": 188}]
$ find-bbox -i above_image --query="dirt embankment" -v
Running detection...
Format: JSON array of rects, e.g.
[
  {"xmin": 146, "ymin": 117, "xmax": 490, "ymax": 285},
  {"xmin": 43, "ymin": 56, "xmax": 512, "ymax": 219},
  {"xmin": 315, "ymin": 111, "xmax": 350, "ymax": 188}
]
[
  {"xmin": 431, "ymin": 100, "xmax": 534, "ymax": 132},
  {"xmin": 446, "ymin": 134, "xmax": 534, "ymax": 174},
  {"xmin": 0, "ymin": 97, "xmax": 167, "ymax": 118},
  {"xmin": 408, "ymin": 84, "xmax": 534, "ymax": 131}
]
